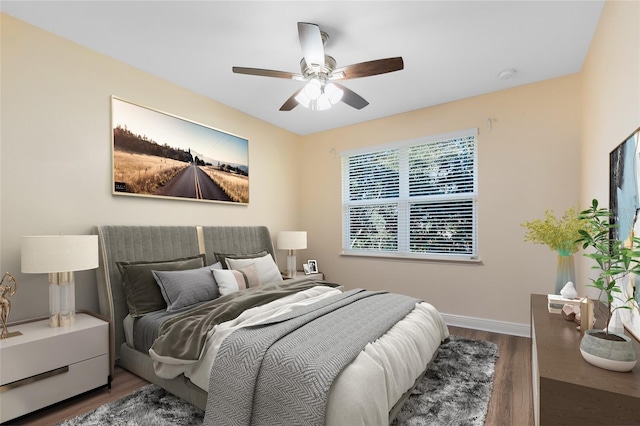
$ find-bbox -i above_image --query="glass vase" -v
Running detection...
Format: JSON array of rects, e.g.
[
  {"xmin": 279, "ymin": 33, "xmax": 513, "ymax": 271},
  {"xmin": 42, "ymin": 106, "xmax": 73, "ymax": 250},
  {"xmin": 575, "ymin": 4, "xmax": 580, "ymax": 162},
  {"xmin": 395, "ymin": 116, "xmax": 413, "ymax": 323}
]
[{"xmin": 555, "ymin": 252, "xmax": 575, "ymax": 294}]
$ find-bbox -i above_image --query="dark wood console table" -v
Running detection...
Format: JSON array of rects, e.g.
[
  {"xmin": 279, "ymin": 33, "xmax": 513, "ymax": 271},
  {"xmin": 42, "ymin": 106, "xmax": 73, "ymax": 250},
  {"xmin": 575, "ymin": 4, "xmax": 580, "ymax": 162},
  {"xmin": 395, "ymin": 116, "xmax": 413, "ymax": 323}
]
[{"xmin": 531, "ymin": 294, "xmax": 640, "ymax": 425}]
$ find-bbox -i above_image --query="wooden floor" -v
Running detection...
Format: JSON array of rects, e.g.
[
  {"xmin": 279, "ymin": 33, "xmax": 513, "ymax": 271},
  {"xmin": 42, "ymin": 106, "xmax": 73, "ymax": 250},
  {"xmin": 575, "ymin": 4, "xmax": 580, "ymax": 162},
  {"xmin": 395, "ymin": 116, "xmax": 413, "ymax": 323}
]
[{"xmin": 7, "ymin": 327, "xmax": 533, "ymax": 426}]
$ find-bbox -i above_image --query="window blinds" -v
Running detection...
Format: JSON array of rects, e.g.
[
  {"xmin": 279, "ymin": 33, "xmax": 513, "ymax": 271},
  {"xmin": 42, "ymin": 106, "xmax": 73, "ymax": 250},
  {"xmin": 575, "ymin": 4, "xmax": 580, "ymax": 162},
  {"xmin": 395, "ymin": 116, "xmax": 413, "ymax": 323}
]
[{"xmin": 341, "ymin": 129, "xmax": 478, "ymax": 261}]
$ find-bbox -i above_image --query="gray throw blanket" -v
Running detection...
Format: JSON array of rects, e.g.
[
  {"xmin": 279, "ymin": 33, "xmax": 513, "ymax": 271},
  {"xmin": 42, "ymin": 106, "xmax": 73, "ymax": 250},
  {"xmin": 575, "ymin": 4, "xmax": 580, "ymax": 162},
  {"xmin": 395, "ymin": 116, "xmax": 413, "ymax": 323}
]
[
  {"xmin": 151, "ymin": 279, "xmax": 340, "ymax": 361},
  {"xmin": 204, "ymin": 289, "xmax": 420, "ymax": 426}
]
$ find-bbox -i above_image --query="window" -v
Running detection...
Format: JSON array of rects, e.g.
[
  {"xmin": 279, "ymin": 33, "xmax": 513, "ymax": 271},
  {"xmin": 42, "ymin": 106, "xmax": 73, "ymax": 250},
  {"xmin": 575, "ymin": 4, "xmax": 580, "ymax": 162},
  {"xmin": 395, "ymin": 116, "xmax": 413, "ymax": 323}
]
[{"xmin": 341, "ymin": 128, "xmax": 478, "ymax": 261}]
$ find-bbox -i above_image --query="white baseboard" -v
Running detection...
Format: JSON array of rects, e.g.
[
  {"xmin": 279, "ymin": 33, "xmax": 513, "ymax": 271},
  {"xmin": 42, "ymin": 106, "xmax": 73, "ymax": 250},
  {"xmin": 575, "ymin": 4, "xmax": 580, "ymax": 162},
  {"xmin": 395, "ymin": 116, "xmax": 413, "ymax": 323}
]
[{"xmin": 441, "ymin": 312, "xmax": 530, "ymax": 338}]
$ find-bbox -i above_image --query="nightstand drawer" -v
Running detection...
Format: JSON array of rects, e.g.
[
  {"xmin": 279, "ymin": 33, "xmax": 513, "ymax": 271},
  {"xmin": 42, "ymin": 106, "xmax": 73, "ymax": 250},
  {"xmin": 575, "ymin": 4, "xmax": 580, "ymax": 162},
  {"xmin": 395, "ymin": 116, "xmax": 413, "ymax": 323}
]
[
  {"xmin": 0, "ymin": 354, "xmax": 108, "ymax": 422},
  {"xmin": 0, "ymin": 315, "xmax": 108, "ymax": 385}
]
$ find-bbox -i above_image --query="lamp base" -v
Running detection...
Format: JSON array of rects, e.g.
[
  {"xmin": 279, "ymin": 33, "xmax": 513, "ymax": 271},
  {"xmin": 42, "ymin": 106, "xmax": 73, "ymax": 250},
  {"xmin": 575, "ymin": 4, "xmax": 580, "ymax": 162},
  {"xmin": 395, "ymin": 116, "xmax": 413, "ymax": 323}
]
[
  {"xmin": 286, "ymin": 253, "xmax": 297, "ymax": 278},
  {"xmin": 49, "ymin": 272, "xmax": 76, "ymax": 328}
]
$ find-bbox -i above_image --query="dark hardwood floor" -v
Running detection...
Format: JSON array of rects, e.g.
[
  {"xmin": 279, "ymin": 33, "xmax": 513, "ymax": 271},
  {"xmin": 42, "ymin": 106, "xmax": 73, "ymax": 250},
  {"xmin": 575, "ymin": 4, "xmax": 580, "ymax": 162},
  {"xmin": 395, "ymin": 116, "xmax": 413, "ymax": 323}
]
[
  {"xmin": 7, "ymin": 327, "xmax": 533, "ymax": 426},
  {"xmin": 449, "ymin": 326, "xmax": 534, "ymax": 426}
]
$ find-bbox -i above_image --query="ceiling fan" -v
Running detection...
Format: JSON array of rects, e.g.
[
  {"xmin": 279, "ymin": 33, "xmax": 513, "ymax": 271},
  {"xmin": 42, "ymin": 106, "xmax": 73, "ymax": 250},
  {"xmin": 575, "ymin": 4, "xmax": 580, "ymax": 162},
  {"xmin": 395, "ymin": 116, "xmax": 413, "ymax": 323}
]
[{"xmin": 232, "ymin": 22, "xmax": 404, "ymax": 111}]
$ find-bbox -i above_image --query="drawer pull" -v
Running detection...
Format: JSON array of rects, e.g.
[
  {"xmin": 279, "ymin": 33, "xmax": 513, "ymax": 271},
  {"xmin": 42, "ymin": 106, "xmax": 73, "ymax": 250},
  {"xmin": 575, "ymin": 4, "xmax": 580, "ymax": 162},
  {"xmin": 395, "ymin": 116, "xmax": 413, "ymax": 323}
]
[{"xmin": 0, "ymin": 366, "xmax": 69, "ymax": 393}]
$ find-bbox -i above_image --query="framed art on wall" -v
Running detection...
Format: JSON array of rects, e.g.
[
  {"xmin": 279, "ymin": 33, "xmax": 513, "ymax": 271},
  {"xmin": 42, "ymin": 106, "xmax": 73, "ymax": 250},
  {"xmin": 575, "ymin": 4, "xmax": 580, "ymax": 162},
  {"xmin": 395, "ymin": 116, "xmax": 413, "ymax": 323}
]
[
  {"xmin": 111, "ymin": 96, "xmax": 249, "ymax": 204},
  {"xmin": 609, "ymin": 126, "xmax": 640, "ymax": 341}
]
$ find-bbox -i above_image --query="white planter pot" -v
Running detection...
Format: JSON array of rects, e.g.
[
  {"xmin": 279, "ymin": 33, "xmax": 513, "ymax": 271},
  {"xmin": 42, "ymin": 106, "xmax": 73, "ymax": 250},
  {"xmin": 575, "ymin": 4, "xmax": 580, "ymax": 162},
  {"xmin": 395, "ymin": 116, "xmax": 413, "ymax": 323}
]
[{"xmin": 580, "ymin": 329, "xmax": 638, "ymax": 372}]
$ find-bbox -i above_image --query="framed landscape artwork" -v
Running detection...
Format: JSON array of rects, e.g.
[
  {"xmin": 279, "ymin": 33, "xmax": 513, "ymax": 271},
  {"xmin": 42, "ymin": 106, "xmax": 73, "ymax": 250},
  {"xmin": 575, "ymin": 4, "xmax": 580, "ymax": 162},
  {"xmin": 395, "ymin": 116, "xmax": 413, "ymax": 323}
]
[
  {"xmin": 111, "ymin": 96, "xmax": 249, "ymax": 204},
  {"xmin": 609, "ymin": 126, "xmax": 640, "ymax": 341}
]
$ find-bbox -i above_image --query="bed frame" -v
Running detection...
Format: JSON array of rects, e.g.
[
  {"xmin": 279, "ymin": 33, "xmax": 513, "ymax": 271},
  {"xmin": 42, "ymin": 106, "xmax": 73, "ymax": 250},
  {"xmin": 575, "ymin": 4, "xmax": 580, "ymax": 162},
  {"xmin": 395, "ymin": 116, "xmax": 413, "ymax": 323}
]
[
  {"xmin": 95, "ymin": 225, "xmax": 275, "ymax": 409},
  {"xmin": 94, "ymin": 224, "xmax": 437, "ymax": 420}
]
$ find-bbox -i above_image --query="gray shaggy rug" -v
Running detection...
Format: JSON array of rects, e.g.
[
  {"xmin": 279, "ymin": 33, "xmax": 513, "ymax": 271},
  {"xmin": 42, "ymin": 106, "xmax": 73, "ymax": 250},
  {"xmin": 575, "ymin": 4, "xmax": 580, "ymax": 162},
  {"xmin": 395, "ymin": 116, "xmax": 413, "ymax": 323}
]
[
  {"xmin": 391, "ymin": 336, "xmax": 499, "ymax": 426},
  {"xmin": 59, "ymin": 336, "xmax": 498, "ymax": 426}
]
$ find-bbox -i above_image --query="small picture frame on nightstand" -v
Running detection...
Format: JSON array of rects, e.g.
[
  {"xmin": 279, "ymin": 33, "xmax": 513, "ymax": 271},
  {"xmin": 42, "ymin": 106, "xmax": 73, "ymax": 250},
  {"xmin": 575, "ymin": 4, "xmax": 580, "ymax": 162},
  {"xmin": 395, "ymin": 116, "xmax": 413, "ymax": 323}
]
[
  {"xmin": 307, "ymin": 260, "xmax": 318, "ymax": 274},
  {"xmin": 303, "ymin": 263, "xmax": 311, "ymax": 275}
]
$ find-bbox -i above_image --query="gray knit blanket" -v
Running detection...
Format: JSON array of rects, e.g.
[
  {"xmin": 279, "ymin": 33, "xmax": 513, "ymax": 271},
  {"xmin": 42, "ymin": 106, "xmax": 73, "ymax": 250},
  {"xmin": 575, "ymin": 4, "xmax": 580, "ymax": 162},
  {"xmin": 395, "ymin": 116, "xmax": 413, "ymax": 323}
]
[{"xmin": 204, "ymin": 289, "xmax": 420, "ymax": 426}]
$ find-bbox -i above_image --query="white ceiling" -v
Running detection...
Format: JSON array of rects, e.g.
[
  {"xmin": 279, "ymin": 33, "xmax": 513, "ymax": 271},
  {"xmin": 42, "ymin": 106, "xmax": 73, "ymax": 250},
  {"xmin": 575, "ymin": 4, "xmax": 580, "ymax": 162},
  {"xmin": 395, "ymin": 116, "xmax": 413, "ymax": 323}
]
[{"xmin": 1, "ymin": 1, "xmax": 604, "ymax": 136}]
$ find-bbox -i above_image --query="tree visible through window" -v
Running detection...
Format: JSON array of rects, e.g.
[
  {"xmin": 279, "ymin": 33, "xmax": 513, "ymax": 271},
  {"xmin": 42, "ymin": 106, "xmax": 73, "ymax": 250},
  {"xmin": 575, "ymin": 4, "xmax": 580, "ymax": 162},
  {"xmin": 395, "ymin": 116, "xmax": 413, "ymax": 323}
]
[{"xmin": 341, "ymin": 129, "xmax": 478, "ymax": 260}]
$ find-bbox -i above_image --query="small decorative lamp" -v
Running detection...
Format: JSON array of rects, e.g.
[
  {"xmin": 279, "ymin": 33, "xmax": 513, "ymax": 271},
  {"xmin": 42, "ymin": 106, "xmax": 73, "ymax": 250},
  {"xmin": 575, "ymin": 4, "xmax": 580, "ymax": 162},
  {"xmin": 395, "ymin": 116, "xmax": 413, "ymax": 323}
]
[
  {"xmin": 21, "ymin": 235, "xmax": 99, "ymax": 327},
  {"xmin": 277, "ymin": 231, "xmax": 307, "ymax": 278}
]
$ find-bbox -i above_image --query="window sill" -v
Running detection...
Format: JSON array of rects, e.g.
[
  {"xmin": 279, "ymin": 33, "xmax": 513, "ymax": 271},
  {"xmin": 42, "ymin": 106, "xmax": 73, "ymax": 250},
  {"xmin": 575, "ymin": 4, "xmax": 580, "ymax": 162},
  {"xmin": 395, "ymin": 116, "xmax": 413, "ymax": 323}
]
[{"xmin": 340, "ymin": 251, "xmax": 483, "ymax": 265}]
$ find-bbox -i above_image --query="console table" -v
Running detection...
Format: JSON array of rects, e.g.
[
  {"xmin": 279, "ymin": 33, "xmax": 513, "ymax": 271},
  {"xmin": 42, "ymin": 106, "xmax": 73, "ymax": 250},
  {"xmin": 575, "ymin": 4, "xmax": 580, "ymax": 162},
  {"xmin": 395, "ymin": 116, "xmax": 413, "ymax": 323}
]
[{"xmin": 531, "ymin": 294, "xmax": 640, "ymax": 425}]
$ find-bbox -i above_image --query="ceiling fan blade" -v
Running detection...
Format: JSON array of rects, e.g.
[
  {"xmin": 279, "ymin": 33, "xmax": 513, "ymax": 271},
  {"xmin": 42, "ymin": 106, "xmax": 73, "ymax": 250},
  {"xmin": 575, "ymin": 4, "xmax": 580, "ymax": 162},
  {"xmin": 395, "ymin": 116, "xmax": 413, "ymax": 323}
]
[
  {"xmin": 333, "ymin": 83, "xmax": 369, "ymax": 110},
  {"xmin": 232, "ymin": 67, "xmax": 302, "ymax": 80},
  {"xmin": 298, "ymin": 22, "xmax": 325, "ymax": 68},
  {"xmin": 279, "ymin": 88, "xmax": 303, "ymax": 111},
  {"xmin": 333, "ymin": 57, "xmax": 404, "ymax": 80}
]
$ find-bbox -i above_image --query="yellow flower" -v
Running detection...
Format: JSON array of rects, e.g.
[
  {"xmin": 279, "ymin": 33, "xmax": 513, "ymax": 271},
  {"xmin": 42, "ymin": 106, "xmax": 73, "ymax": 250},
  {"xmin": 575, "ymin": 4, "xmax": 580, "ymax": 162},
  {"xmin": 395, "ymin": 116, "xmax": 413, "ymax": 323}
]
[{"xmin": 521, "ymin": 208, "xmax": 587, "ymax": 255}]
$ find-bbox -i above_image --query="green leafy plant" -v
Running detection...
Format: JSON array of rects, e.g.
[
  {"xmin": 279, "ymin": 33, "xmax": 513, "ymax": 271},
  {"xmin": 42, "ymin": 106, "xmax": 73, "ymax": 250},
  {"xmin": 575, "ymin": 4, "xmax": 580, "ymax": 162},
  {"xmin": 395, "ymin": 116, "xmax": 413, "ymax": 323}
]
[
  {"xmin": 576, "ymin": 199, "xmax": 638, "ymax": 334},
  {"xmin": 521, "ymin": 207, "xmax": 587, "ymax": 255}
]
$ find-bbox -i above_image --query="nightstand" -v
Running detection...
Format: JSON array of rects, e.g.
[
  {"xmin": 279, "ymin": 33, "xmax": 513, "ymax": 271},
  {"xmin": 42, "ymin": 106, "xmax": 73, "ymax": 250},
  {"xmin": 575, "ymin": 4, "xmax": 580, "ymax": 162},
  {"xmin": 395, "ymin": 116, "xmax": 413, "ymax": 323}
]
[
  {"xmin": 0, "ymin": 313, "xmax": 109, "ymax": 423},
  {"xmin": 282, "ymin": 271, "xmax": 324, "ymax": 282}
]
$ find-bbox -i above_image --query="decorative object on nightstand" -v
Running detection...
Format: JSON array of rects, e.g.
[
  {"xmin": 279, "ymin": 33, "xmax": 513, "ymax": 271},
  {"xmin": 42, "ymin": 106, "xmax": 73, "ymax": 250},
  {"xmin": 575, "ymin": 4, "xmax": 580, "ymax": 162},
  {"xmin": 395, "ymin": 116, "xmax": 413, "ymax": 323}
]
[
  {"xmin": 307, "ymin": 259, "xmax": 318, "ymax": 274},
  {"xmin": 0, "ymin": 272, "xmax": 20, "ymax": 339},
  {"xmin": 576, "ymin": 199, "xmax": 638, "ymax": 371},
  {"xmin": 277, "ymin": 231, "xmax": 307, "ymax": 278},
  {"xmin": 521, "ymin": 207, "xmax": 588, "ymax": 294},
  {"xmin": 21, "ymin": 235, "xmax": 99, "ymax": 327}
]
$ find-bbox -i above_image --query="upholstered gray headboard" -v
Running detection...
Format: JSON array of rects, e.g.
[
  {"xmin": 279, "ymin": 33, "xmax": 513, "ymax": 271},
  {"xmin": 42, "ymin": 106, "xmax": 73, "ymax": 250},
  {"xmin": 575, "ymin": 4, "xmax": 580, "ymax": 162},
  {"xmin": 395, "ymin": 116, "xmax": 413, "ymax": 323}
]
[{"xmin": 94, "ymin": 225, "xmax": 275, "ymax": 367}]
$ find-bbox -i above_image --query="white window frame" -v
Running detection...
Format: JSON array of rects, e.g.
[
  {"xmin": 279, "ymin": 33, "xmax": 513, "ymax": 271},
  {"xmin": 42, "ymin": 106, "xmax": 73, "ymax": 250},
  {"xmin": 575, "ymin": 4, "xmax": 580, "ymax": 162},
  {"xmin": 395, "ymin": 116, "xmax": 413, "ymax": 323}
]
[{"xmin": 340, "ymin": 128, "xmax": 479, "ymax": 262}]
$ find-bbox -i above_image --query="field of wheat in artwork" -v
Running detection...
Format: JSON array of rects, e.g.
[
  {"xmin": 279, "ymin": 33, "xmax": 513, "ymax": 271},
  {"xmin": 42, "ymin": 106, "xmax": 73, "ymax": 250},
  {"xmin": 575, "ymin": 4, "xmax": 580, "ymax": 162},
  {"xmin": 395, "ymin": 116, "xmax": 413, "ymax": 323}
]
[{"xmin": 112, "ymin": 97, "xmax": 249, "ymax": 204}]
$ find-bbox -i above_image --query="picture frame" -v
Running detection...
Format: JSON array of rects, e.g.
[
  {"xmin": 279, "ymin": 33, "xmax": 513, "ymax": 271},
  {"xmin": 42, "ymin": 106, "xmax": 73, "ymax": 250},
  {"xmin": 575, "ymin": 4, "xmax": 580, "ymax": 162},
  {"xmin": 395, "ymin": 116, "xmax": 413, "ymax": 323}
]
[
  {"xmin": 609, "ymin": 126, "xmax": 640, "ymax": 341},
  {"xmin": 111, "ymin": 96, "xmax": 249, "ymax": 204},
  {"xmin": 302, "ymin": 263, "xmax": 311, "ymax": 275},
  {"xmin": 307, "ymin": 260, "xmax": 318, "ymax": 274}
]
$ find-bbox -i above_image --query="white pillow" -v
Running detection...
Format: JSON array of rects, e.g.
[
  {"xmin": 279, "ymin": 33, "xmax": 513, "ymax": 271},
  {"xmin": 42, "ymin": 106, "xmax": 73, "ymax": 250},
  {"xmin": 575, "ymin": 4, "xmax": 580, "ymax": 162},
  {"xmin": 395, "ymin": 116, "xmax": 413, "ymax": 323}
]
[
  {"xmin": 213, "ymin": 263, "xmax": 260, "ymax": 296},
  {"xmin": 225, "ymin": 253, "xmax": 283, "ymax": 285}
]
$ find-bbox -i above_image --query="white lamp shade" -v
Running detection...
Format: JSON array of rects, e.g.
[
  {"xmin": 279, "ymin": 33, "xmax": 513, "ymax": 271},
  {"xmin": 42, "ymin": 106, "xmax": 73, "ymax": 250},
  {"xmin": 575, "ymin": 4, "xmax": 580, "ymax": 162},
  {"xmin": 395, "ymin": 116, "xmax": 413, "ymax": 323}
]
[
  {"xmin": 277, "ymin": 231, "xmax": 307, "ymax": 250},
  {"xmin": 21, "ymin": 235, "xmax": 99, "ymax": 273}
]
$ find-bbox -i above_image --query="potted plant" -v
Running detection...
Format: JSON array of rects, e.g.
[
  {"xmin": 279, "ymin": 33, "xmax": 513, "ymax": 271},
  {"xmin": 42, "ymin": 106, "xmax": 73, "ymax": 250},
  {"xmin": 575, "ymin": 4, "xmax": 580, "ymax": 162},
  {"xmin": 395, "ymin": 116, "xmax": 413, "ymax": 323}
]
[
  {"xmin": 521, "ymin": 207, "xmax": 587, "ymax": 294},
  {"xmin": 576, "ymin": 199, "xmax": 638, "ymax": 372}
]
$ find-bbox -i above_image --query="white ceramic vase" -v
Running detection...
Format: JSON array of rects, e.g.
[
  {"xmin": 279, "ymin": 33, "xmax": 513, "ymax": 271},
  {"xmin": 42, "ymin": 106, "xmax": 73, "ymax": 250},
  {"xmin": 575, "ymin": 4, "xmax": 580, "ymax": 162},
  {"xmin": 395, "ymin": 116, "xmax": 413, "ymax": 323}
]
[{"xmin": 580, "ymin": 329, "xmax": 637, "ymax": 372}]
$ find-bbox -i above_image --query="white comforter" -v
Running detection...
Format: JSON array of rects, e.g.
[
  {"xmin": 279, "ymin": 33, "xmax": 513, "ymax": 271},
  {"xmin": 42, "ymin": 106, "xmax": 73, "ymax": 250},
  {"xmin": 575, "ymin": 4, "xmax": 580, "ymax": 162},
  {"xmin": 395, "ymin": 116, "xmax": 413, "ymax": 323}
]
[{"xmin": 149, "ymin": 286, "xmax": 449, "ymax": 425}]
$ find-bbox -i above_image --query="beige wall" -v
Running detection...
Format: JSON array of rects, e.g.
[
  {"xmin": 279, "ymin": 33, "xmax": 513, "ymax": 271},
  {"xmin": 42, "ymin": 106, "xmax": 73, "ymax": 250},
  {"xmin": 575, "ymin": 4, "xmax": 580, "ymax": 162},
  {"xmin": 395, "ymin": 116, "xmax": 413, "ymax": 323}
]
[
  {"xmin": 0, "ymin": 14, "xmax": 302, "ymax": 321},
  {"xmin": 300, "ymin": 75, "xmax": 582, "ymax": 326},
  {"xmin": 579, "ymin": 0, "xmax": 640, "ymax": 295}
]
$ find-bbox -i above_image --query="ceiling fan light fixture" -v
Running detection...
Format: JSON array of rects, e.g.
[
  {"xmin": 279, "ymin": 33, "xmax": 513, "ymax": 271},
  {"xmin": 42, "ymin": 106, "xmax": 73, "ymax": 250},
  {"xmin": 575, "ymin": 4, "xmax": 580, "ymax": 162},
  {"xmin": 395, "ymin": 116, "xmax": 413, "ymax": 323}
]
[
  {"xmin": 303, "ymin": 79, "xmax": 322, "ymax": 100},
  {"xmin": 315, "ymin": 93, "xmax": 332, "ymax": 111},
  {"xmin": 324, "ymin": 83, "xmax": 343, "ymax": 105},
  {"xmin": 294, "ymin": 91, "xmax": 311, "ymax": 108}
]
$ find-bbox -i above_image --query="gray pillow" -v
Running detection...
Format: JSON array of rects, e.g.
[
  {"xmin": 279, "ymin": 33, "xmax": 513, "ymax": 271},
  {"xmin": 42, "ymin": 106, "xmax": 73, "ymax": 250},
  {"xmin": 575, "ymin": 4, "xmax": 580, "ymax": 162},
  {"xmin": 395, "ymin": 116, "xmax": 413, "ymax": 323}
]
[
  {"xmin": 117, "ymin": 254, "xmax": 206, "ymax": 317},
  {"xmin": 153, "ymin": 263, "xmax": 222, "ymax": 312},
  {"xmin": 214, "ymin": 250, "xmax": 269, "ymax": 269}
]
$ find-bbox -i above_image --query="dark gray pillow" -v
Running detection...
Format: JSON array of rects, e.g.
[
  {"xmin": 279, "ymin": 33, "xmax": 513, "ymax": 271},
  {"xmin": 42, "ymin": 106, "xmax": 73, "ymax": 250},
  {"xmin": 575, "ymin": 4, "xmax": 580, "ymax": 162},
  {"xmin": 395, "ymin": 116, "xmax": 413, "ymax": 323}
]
[
  {"xmin": 117, "ymin": 254, "xmax": 206, "ymax": 317},
  {"xmin": 153, "ymin": 262, "xmax": 223, "ymax": 312},
  {"xmin": 214, "ymin": 250, "xmax": 269, "ymax": 269}
]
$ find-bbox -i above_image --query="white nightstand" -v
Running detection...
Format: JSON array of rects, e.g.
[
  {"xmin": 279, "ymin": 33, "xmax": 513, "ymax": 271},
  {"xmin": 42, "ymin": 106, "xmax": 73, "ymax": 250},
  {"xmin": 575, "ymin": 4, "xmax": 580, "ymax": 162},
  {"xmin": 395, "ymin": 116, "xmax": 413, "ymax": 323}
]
[{"xmin": 0, "ymin": 313, "xmax": 109, "ymax": 423}]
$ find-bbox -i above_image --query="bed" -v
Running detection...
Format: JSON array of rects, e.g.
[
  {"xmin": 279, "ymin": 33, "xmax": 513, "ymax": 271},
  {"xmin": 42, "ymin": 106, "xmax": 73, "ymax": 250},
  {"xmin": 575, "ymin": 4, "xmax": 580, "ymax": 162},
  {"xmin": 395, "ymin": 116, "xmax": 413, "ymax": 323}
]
[{"xmin": 94, "ymin": 225, "xmax": 449, "ymax": 425}]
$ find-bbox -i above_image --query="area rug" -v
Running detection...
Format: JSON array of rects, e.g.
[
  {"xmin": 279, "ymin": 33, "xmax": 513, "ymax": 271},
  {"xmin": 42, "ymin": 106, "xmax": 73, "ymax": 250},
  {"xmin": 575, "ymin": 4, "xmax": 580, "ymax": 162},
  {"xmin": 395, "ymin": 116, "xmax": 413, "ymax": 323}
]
[{"xmin": 58, "ymin": 336, "xmax": 498, "ymax": 426}]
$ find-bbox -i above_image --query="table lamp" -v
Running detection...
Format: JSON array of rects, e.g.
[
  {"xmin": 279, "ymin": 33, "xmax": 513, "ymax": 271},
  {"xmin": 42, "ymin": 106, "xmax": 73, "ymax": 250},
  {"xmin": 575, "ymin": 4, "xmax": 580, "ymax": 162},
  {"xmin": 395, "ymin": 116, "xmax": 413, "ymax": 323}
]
[
  {"xmin": 21, "ymin": 235, "xmax": 99, "ymax": 327},
  {"xmin": 277, "ymin": 231, "xmax": 307, "ymax": 278}
]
